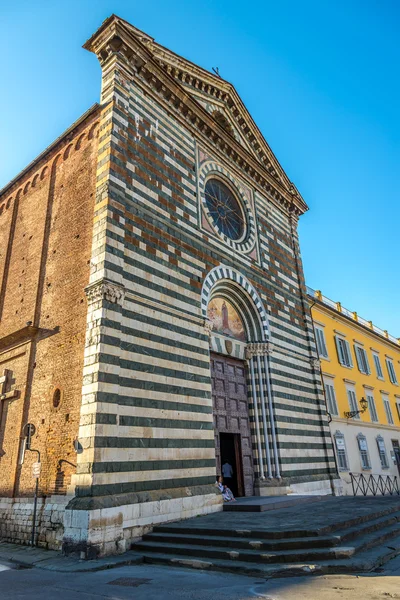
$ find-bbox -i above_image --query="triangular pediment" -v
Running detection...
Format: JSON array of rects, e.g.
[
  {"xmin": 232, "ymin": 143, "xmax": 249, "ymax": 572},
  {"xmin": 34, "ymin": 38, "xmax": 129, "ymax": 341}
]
[
  {"xmin": 84, "ymin": 15, "xmax": 307, "ymax": 212},
  {"xmin": 148, "ymin": 48, "xmax": 287, "ymax": 186},
  {"xmin": 113, "ymin": 17, "xmax": 294, "ymax": 189}
]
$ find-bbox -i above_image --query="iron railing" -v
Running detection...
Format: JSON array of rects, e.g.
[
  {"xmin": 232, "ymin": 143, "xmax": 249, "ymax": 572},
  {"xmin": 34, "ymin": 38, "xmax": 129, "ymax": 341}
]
[{"xmin": 350, "ymin": 472, "xmax": 400, "ymax": 496}]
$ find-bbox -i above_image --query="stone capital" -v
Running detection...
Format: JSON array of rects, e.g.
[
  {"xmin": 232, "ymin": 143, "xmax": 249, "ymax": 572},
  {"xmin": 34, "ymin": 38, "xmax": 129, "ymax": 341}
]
[
  {"xmin": 85, "ymin": 279, "xmax": 125, "ymax": 306},
  {"xmin": 245, "ymin": 342, "xmax": 274, "ymax": 360}
]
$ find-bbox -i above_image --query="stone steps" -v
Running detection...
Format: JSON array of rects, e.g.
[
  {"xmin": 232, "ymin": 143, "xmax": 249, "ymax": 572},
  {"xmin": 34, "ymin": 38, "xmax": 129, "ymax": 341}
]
[
  {"xmin": 145, "ymin": 511, "xmax": 400, "ymax": 551},
  {"xmin": 133, "ymin": 534, "xmax": 400, "ymax": 578},
  {"xmin": 132, "ymin": 505, "xmax": 400, "ymax": 576},
  {"xmin": 136, "ymin": 539, "xmax": 356, "ymax": 563},
  {"xmin": 157, "ymin": 501, "xmax": 400, "ymax": 540},
  {"xmin": 143, "ymin": 532, "xmax": 341, "ymax": 550},
  {"xmin": 137, "ymin": 522, "xmax": 400, "ymax": 564},
  {"xmin": 151, "ymin": 504, "xmax": 400, "ymax": 539}
]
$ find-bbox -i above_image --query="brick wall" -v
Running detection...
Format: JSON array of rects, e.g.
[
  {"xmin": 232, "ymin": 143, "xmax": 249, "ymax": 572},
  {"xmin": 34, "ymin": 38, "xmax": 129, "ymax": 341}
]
[{"xmin": 0, "ymin": 106, "xmax": 101, "ymax": 546}]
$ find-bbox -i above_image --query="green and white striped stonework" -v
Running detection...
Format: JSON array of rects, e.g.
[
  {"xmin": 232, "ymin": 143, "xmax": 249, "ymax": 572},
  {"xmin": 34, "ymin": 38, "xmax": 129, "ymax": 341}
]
[{"xmin": 64, "ymin": 19, "xmax": 338, "ymax": 555}]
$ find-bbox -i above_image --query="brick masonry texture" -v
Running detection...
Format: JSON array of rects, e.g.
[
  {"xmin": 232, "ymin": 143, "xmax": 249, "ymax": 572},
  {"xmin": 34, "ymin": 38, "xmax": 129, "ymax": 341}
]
[{"xmin": 0, "ymin": 106, "xmax": 101, "ymax": 545}]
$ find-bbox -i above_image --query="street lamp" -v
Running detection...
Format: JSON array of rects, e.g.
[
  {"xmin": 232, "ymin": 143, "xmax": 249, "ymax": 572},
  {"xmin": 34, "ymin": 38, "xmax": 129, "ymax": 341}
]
[{"xmin": 344, "ymin": 396, "xmax": 368, "ymax": 419}]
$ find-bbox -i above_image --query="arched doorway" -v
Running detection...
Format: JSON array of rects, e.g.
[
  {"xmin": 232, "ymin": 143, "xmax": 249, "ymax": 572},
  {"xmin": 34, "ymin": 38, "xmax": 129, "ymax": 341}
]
[{"xmin": 202, "ymin": 266, "xmax": 280, "ymax": 497}]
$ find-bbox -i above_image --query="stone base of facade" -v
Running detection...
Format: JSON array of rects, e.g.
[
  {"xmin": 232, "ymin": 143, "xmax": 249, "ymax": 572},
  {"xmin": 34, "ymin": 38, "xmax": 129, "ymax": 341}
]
[
  {"xmin": 0, "ymin": 495, "xmax": 72, "ymax": 550},
  {"xmin": 255, "ymin": 475, "xmax": 342, "ymax": 497},
  {"xmin": 63, "ymin": 488, "xmax": 223, "ymax": 558}
]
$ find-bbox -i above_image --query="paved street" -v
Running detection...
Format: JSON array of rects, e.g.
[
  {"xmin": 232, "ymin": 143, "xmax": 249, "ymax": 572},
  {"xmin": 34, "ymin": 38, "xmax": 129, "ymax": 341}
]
[{"xmin": 1, "ymin": 555, "xmax": 400, "ymax": 600}]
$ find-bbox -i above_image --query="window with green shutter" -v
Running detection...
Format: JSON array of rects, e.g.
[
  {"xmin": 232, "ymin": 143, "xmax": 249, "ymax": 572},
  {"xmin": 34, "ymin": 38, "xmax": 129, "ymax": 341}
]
[
  {"xmin": 366, "ymin": 393, "xmax": 378, "ymax": 422},
  {"xmin": 347, "ymin": 389, "xmax": 360, "ymax": 419},
  {"xmin": 324, "ymin": 381, "xmax": 338, "ymax": 416},
  {"xmin": 335, "ymin": 336, "xmax": 353, "ymax": 368},
  {"xmin": 373, "ymin": 353, "xmax": 384, "ymax": 379},
  {"xmin": 357, "ymin": 434, "xmax": 371, "ymax": 469},
  {"xmin": 383, "ymin": 396, "xmax": 394, "ymax": 425},
  {"xmin": 314, "ymin": 326, "xmax": 328, "ymax": 358},
  {"xmin": 386, "ymin": 359, "xmax": 398, "ymax": 385},
  {"xmin": 334, "ymin": 431, "xmax": 349, "ymax": 471},
  {"xmin": 376, "ymin": 436, "xmax": 389, "ymax": 469},
  {"xmin": 355, "ymin": 345, "xmax": 370, "ymax": 375}
]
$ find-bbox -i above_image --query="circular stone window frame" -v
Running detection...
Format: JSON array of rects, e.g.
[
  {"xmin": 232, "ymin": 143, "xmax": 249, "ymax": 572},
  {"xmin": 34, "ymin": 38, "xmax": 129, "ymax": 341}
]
[
  {"xmin": 204, "ymin": 176, "xmax": 248, "ymax": 243},
  {"xmin": 199, "ymin": 162, "xmax": 256, "ymax": 254}
]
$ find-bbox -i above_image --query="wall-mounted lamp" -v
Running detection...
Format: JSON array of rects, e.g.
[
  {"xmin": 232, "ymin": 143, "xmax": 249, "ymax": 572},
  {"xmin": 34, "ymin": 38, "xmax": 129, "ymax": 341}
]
[{"xmin": 344, "ymin": 396, "xmax": 368, "ymax": 419}]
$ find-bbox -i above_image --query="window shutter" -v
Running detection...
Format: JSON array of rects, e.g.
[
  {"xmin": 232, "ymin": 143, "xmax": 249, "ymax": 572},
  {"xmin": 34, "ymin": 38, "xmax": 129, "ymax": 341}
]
[
  {"xmin": 355, "ymin": 346, "xmax": 363, "ymax": 372},
  {"xmin": 386, "ymin": 359, "xmax": 392, "ymax": 382},
  {"xmin": 334, "ymin": 434, "xmax": 349, "ymax": 470},
  {"xmin": 361, "ymin": 348, "xmax": 370, "ymax": 374},
  {"xmin": 344, "ymin": 340, "xmax": 353, "ymax": 367},
  {"xmin": 376, "ymin": 437, "xmax": 389, "ymax": 468},
  {"xmin": 347, "ymin": 389, "xmax": 360, "ymax": 419},
  {"xmin": 366, "ymin": 352, "xmax": 371, "ymax": 374},
  {"xmin": 357, "ymin": 435, "xmax": 371, "ymax": 469},
  {"xmin": 386, "ymin": 359, "xmax": 398, "ymax": 385},
  {"xmin": 384, "ymin": 398, "xmax": 394, "ymax": 425},
  {"xmin": 367, "ymin": 394, "xmax": 378, "ymax": 422},
  {"xmin": 335, "ymin": 336, "xmax": 345, "ymax": 365},
  {"xmin": 315, "ymin": 328, "xmax": 328, "ymax": 358},
  {"xmin": 373, "ymin": 354, "xmax": 383, "ymax": 378},
  {"xmin": 325, "ymin": 383, "xmax": 338, "ymax": 416}
]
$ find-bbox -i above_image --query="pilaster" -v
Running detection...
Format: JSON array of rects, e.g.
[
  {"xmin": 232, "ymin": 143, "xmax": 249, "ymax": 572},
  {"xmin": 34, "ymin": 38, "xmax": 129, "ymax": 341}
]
[{"xmin": 69, "ymin": 279, "xmax": 126, "ymax": 498}]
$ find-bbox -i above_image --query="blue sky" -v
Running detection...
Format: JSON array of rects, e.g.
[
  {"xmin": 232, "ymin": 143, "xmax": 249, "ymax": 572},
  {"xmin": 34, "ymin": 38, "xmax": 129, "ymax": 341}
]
[{"xmin": 2, "ymin": 1, "xmax": 399, "ymax": 334}]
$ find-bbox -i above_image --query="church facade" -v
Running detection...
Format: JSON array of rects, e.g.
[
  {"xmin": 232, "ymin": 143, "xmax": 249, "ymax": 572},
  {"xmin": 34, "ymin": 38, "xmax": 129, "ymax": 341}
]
[{"xmin": 0, "ymin": 15, "xmax": 338, "ymax": 557}]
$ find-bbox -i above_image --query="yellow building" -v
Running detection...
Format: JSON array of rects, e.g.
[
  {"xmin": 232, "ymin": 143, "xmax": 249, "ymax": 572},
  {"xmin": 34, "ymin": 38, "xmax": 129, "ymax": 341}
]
[{"xmin": 308, "ymin": 287, "xmax": 400, "ymax": 494}]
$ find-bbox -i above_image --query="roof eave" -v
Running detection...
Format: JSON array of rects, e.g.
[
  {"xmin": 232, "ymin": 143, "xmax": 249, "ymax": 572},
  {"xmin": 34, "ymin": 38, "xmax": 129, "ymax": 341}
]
[{"xmin": 0, "ymin": 103, "xmax": 101, "ymax": 199}]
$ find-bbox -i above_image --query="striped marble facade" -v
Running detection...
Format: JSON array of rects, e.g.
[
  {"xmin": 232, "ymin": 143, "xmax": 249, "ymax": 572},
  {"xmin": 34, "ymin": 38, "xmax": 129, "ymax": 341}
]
[{"xmin": 64, "ymin": 16, "xmax": 338, "ymax": 554}]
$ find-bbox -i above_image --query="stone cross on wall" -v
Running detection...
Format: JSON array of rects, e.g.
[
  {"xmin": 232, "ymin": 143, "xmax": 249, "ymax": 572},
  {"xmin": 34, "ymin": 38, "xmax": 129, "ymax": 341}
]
[{"xmin": 0, "ymin": 370, "xmax": 19, "ymax": 401}]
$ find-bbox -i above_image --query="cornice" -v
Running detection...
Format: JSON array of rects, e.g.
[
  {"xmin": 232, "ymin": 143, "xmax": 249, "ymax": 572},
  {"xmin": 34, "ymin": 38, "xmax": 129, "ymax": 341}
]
[
  {"xmin": 332, "ymin": 416, "xmax": 400, "ymax": 433},
  {"xmin": 84, "ymin": 16, "xmax": 307, "ymax": 217},
  {"xmin": 312, "ymin": 298, "xmax": 400, "ymax": 355},
  {"xmin": 0, "ymin": 104, "xmax": 101, "ymax": 199}
]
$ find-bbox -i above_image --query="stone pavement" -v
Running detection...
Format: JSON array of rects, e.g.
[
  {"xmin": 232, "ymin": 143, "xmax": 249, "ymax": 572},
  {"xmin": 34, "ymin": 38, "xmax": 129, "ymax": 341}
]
[
  {"xmin": 1, "ymin": 556, "xmax": 400, "ymax": 599},
  {"xmin": 0, "ymin": 541, "xmax": 142, "ymax": 572}
]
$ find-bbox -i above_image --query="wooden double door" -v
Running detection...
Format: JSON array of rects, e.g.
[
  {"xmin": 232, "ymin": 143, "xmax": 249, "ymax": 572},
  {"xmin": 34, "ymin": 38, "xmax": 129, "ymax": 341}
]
[{"xmin": 211, "ymin": 353, "xmax": 254, "ymax": 497}]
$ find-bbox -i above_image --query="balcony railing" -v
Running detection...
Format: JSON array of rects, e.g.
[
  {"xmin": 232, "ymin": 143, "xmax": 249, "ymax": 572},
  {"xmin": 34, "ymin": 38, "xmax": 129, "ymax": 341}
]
[
  {"xmin": 350, "ymin": 472, "xmax": 400, "ymax": 496},
  {"xmin": 307, "ymin": 287, "xmax": 400, "ymax": 347}
]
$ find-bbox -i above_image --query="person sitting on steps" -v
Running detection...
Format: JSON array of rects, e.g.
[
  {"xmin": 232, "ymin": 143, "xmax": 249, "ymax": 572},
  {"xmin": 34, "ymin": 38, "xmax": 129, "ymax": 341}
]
[{"xmin": 216, "ymin": 475, "xmax": 236, "ymax": 502}]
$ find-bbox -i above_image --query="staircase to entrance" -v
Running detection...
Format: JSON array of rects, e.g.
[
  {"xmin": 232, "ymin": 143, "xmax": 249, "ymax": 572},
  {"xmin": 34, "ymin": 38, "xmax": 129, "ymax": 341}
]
[{"xmin": 132, "ymin": 496, "xmax": 400, "ymax": 577}]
